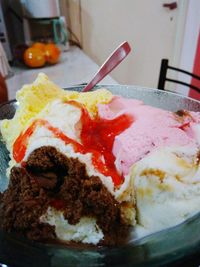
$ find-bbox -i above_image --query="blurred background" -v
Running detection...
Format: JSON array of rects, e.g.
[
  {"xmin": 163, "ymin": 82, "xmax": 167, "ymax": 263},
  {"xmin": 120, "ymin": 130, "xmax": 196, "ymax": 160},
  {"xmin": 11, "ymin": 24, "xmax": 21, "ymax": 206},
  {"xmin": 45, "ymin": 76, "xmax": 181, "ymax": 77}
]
[{"xmin": 0, "ymin": 0, "xmax": 199, "ymax": 101}]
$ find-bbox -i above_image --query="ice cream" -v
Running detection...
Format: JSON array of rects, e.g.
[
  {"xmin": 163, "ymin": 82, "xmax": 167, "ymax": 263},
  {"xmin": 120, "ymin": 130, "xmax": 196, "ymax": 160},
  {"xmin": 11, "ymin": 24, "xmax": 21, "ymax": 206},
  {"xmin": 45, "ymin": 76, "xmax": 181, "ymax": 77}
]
[
  {"xmin": 132, "ymin": 145, "xmax": 200, "ymax": 237},
  {"xmin": 98, "ymin": 95, "xmax": 200, "ymax": 236},
  {"xmin": 1, "ymin": 73, "xmax": 113, "ymax": 152},
  {"xmin": 98, "ymin": 96, "xmax": 200, "ymax": 175},
  {"xmin": 0, "ymin": 73, "xmax": 200, "ymax": 246},
  {"xmin": 0, "ymin": 74, "xmax": 135, "ymax": 245}
]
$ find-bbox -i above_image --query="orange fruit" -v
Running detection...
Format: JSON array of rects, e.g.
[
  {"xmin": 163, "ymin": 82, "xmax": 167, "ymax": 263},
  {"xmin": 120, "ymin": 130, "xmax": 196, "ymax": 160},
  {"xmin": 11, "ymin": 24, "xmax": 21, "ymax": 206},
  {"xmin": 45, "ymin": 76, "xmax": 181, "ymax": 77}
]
[
  {"xmin": 32, "ymin": 42, "xmax": 46, "ymax": 52},
  {"xmin": 23, "ymin": 47, "xmax": 46, "ymax": 68},
  {"xmin": 44, "ymin": 43, "xmax": 60, "ymax": 64}
]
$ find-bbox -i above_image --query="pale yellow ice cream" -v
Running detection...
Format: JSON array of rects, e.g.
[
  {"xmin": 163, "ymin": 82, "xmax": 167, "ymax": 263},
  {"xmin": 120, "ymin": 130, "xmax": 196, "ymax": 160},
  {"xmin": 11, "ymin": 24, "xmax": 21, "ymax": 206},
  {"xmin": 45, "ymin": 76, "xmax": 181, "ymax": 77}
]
[{"xmin": 1, "ymin": 73, "xmax": 113, "ymax": 151}]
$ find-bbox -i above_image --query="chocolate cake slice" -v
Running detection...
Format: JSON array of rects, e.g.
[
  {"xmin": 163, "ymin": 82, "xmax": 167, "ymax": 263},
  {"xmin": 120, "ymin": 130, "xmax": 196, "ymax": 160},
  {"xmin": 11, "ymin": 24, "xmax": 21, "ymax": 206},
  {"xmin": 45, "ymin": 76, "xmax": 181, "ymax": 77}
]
[{"xmin": 0, "ymin": 146, "xmax": 131, "ymax": 245}]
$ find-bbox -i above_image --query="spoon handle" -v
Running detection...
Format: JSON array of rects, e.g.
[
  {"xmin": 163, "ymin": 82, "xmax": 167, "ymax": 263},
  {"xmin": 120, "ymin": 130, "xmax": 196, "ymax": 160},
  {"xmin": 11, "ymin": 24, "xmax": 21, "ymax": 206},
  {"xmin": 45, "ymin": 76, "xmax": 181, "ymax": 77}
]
[{"xmin": 82, "ymin": 41, "xmax": 131, "ymax": 92}]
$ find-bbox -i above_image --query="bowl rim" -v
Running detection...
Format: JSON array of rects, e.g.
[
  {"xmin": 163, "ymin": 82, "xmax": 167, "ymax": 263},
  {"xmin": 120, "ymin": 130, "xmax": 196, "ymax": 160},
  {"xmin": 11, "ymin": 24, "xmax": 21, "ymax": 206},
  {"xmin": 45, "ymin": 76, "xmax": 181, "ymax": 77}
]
[
  {"xmin": 1, "ymin": 84, "xmax": 200, "ymax": 107},
  {"xmin": 0, "ymin": 84, "xmax": 200, "ymax": 267}
]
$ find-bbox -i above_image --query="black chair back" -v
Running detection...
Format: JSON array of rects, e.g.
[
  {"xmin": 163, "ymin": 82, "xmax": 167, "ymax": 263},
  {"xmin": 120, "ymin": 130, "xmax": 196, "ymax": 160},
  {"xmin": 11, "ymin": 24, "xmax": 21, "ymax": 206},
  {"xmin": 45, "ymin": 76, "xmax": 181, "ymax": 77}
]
[{"xmin": 157, "ymin": 59, "xmax": 200, "ymax": 93}]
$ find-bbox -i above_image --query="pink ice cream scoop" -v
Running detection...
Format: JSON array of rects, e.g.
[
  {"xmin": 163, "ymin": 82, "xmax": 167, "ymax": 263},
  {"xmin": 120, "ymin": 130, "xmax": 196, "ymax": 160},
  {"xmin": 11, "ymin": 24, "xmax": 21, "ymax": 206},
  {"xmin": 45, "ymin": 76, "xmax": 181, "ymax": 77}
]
[{"xmin": 98, "ymin": 96, "xmax": 200, "ymax": 175}]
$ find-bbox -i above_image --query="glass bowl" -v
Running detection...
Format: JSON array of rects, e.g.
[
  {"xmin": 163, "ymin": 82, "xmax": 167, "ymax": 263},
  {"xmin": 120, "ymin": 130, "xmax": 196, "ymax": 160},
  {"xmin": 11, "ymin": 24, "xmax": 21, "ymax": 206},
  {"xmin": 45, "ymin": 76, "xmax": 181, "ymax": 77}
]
[{"xmin": 0, "ymin": 85, "xmax": 200, "ymax": 267}]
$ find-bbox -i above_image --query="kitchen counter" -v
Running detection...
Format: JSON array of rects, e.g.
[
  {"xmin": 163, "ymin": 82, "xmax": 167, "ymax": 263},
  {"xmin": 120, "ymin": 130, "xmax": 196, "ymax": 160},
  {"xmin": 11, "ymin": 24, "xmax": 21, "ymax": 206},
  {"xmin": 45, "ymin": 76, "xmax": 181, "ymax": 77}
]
[{"xmin": 6, "ymin": 46, "xmax": 117, "ymax": 100}]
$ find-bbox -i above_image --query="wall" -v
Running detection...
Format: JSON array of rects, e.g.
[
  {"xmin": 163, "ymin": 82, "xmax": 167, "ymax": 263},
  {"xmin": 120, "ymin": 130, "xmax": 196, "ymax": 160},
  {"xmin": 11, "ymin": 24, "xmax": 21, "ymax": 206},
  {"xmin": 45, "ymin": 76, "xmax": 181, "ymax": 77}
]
[
  {"xmin": 176, "ymin": 0, "xmax": 200, "ymax": 99},
  {"xmin": 66, "ymin": 0, "xmax": 188, "ymax": 88},
  {"xmin": 60, "ymin": 0, "xmax": 82, "ymax": 46}
]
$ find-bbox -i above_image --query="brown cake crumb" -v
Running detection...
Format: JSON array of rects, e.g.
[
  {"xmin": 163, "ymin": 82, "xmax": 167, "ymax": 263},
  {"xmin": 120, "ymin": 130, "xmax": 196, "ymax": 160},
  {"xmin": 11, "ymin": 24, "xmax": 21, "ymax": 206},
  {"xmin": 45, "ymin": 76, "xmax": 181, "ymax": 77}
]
[
  {"xmin": 175, "ymin": 110, "xmax": 187, "ymax": 117},
  {"xmin": 0, "ymin": 146, "xmax": 128, "ymax": 245},
  {"xmin": 196, "ymin": 151, "xmax": 200, "ymax": 165},
  {"xmin": 0, "ymin": 166, "xmax": 55, "ymax": 241}
]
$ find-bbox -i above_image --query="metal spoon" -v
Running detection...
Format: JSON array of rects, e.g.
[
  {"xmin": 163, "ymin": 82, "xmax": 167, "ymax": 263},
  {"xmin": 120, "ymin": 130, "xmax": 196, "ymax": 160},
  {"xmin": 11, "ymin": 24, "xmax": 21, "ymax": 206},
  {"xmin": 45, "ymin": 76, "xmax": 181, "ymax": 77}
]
[{"xmin": 82, "ymin": 41, "xmax": 131, "ymax": 92}]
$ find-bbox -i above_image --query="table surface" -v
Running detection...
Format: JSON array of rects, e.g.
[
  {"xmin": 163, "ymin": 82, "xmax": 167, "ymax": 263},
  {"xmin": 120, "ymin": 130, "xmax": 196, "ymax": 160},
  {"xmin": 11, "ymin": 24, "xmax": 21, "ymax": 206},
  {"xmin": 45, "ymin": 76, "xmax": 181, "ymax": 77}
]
[{"xmin": 6, "ymin": 46, "xmax": 117, "ymax": 100}]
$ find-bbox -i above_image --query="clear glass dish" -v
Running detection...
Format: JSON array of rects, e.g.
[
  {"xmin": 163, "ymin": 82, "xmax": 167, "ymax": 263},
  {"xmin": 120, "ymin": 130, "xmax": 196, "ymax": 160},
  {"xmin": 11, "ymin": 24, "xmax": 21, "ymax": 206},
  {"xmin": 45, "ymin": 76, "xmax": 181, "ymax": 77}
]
[{"xmin": 0, "ymin": 85, "xmax": 200, "ymax": 267}]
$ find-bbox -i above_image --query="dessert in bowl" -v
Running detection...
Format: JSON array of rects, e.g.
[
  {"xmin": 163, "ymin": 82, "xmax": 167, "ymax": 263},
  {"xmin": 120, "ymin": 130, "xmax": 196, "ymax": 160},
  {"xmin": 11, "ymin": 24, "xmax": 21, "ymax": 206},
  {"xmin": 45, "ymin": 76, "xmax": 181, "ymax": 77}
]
[{"xmin": 0, "ymin": 73, "xmax": 200, "ymax": 249}]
